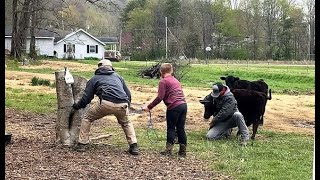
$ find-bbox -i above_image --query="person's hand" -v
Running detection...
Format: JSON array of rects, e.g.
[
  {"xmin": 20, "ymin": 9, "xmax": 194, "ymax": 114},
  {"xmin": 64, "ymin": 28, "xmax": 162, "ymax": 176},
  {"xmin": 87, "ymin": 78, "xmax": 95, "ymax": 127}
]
[
  {"xmin": 72, "ymin": 103, "xmax": 81, "ymax": 110},
  {"xmin": 142, "ymin": 106, "xmax": 150, "ymax": 112}
]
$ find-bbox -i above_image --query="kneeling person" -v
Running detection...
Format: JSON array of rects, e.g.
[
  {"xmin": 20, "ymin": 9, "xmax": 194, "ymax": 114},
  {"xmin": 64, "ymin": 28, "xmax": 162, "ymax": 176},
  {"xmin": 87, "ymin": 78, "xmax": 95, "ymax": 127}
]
[{"xmin": 206, "ymin": 82, "xmax": 249, "ymax": 146}]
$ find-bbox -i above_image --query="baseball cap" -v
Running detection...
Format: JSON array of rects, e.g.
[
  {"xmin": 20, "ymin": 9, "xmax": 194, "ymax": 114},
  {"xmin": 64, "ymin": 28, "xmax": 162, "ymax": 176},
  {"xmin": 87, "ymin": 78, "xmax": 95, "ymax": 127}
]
[
  {"xmin": 98, "ymin": 59, "xmax": 112, "ymax": 67},
  {"xmin": 211, "ymin": 82, "xmax": 225, "ymax": 98}
]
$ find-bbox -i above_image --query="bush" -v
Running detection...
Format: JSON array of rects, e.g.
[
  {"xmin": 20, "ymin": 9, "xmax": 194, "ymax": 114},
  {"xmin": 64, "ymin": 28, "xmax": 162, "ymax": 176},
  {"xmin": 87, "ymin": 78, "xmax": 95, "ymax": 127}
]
[
  {"xmin": 84, "ymin": 57, "xmax": 100, "ymax": 60},
  {"xmin": 31, "ymin": 77, "xmax": 51, "ymax": 86}
]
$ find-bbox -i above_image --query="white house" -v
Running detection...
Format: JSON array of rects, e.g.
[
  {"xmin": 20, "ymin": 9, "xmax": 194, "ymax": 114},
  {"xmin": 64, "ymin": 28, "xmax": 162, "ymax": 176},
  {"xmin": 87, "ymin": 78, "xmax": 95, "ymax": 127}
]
[
  {"xmin": 54, "ymin": 29, "xmax": 106, "ymax": 59},
  {"xmin": 5, "ymin": 27, "xmax": 107, "ymax": 60},
  {"xmin": 5, "ymin": 36, "xmax": 55, "ymax": 56}
]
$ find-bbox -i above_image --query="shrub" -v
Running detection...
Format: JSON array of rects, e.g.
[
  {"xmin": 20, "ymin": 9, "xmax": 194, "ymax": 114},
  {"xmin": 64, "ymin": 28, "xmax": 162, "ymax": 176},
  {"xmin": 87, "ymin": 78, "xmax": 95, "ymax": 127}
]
[
  {"xmin": 84, "ymin": 57, "xmax": 100, "ymax": 60},
  {"xmin": 31, "ymin": 77, "xmax": 51, "ymax": 86}
]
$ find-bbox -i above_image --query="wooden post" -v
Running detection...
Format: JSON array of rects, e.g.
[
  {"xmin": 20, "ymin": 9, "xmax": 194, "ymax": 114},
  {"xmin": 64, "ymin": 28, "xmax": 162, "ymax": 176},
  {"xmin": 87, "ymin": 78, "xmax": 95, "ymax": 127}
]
[{"xmin": 55, "ymin": 71, "xmax": 87, "ymax": 146}]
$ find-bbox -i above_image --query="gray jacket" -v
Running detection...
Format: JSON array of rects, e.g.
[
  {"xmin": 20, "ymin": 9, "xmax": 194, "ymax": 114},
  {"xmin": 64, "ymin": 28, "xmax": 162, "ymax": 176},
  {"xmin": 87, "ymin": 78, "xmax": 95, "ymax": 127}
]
[
  {"xmin": 213, "ymin": 86, "xmax": 239, "ymax": 124},
  {"xmin": 77, "ymin": 67, "xmax": 131, "ymax": 109}
]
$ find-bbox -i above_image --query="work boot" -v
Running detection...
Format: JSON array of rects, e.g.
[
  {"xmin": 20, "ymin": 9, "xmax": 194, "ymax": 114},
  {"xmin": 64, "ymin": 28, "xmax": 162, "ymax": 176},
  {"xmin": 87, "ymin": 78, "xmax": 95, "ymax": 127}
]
[
  {"xmin": 160, "ymin": 143, "xmax": 174, "ymax": 156},
  {"xmin": 129, "ymin": 143, "xmax": 139, "ymax": 155},
  {"xmin": 178, "ymin": 144, "xmax": 187, "ymax": 157},
  {"xmin": 73, "ymin": 142, "xmax": 89, "ymax": 152}
]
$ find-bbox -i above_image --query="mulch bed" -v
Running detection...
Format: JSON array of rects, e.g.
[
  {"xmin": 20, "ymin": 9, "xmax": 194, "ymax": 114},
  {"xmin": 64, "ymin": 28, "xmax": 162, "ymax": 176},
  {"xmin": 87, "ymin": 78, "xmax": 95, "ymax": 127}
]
[{"xmin": 5, "ymin": 108, "xmax": 232, "ymax": 180}]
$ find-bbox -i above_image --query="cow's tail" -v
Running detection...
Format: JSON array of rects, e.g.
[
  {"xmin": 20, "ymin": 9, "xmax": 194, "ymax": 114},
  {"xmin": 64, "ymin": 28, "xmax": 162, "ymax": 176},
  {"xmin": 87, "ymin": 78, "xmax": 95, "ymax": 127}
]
[{"xmin": 267, "ymin": 89, "xmax": 272, "ymax": 100}]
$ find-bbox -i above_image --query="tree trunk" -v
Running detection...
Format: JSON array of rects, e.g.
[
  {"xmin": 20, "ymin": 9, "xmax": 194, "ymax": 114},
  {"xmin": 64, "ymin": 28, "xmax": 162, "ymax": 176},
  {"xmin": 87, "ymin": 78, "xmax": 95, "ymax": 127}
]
[
  {"xmin": 16, "ymin": 0, "xmax": 32, "ymax": 60},
  {"xmin": 55, "ymin": 71, "xmax": 88, "ymax": 146},
  {"xmin": 10, "ymin": 0, "xmax": 18, "ymax": 58},
  {"xmin": 29, "ymin": 0, "xmax": 38, "ymax": 60}
]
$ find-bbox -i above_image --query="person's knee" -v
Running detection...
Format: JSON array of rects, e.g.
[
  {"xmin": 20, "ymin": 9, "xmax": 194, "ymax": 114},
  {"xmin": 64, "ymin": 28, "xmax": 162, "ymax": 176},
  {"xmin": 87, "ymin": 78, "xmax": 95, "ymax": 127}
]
[
  {"xmin": 206, "ymin": 130, "xmax": 219, "ymax": 140},
  {"xmin": 233, "ymin": 111, "xmax": 243, "ymax": 118},
  {"xmin": 117, "ymin": 116, "xmax": 130, "ymax": 126}
]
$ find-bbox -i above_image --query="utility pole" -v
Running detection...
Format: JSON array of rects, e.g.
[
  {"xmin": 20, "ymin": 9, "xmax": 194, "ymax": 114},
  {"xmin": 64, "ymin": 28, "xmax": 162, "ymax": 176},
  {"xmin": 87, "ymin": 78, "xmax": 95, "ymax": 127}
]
[
  {"xmin": 119, "ymin": 28, "xmax": 122, "ymax": 53},
  {"xmin": 308, "ymin": 22, "xmax": 311, "ymax": 60},
  {"xmin": 165, "ymin": 17, "xmax": 168, "ymax": 59}
]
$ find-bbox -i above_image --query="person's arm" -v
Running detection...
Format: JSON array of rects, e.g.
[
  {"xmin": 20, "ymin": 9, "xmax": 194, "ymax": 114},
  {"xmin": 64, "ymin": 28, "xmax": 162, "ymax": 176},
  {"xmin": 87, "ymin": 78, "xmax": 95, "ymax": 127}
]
[
  {"xmin": 73, "ymin": 80, "xmax": 95, "ymax": 109},
  {"xmin": 147, "ymin": 80, "xmax": 166, "ymax": 110},
  {"xmin": 213, "ymin": 98, "xmax": 235, "ymax": 124}
]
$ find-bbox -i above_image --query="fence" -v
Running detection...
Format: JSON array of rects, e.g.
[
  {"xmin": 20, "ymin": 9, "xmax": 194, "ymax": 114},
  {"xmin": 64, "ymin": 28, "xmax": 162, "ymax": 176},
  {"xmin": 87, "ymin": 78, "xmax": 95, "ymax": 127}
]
[{"xmin": 135, "ymin": 58, "xmax": 315, "ymax": 74}]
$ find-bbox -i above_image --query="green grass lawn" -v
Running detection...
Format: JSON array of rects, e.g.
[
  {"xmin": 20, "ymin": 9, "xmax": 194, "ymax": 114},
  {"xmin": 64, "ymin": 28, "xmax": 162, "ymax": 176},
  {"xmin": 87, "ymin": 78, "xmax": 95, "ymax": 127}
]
[
  {"xmin": 102, "ymin": 126, "xmax": 314, "ymax": 180},
  {"xmin": 5, "ymin": 59, "xmax": 315, "ymax": 179}
]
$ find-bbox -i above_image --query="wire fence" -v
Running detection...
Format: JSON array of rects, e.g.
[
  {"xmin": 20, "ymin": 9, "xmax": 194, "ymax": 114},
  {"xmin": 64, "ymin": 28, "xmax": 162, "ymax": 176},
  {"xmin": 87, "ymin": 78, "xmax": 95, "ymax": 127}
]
[{"xmin": 130, "ymin": 58, "xmax": 315, "ymax": 75}]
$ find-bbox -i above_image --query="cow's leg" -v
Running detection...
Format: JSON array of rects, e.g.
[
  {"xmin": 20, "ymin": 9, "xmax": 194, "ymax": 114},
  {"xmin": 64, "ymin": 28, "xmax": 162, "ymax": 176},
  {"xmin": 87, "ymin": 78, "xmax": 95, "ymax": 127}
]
[{"xmin": 251, "ymin": 121, "xmax": 259, "ymax": 140}]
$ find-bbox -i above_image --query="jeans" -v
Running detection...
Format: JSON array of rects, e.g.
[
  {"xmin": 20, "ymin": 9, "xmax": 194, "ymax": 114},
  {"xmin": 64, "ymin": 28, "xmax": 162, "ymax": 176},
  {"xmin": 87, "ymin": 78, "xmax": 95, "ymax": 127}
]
[
  {"xmin": 207, "ymin": 111, "xmax": 249, "ymax": 140},
  {"xmin": 166, "ymin": 103, "xmax": 187, "ymax": 145}
]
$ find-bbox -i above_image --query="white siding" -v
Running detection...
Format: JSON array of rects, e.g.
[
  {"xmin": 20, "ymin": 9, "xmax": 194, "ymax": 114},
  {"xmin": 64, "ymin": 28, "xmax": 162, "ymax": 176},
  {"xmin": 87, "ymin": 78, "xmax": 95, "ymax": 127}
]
[
  {"xmin": 54, "ymin": 31, "xmax": 105, "ymax": 59},
  {"xmin": 5, "ymin": 37, "xmax": 11, "ymax": 50},
  {"xmin": 5, "ymin": 37, "xmax": 54, "ymax": 56}
]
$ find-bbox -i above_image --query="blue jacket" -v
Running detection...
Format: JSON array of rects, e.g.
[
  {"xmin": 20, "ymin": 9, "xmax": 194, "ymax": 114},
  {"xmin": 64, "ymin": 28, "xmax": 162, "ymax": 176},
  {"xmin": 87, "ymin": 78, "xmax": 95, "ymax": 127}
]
[{"xmin": 77, "ymin": 67, "xmax": 131, "ymax": 109}]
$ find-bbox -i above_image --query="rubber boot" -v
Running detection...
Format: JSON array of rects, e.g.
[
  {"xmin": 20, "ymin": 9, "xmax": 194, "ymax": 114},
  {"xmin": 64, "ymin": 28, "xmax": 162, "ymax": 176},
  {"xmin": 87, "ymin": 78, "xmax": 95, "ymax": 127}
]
[
  {"xmin": 73, "ymin": 142, "xmax": 89, "ymax": 152},
  {"xmin": 178, "ymin": 144, "xmax": 186, "ymax": 157},
  {"xmin": 160, "ymin": 143, "xmax": 174, "ymax": 156},
  {"xmin": 129, "ymin": 143, "xmax": 139, "ymax": 155}
]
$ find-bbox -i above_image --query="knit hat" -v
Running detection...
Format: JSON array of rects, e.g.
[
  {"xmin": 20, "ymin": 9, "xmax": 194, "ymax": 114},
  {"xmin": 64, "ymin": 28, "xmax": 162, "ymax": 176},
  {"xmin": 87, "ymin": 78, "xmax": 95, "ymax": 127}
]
[
  {"xmin": 211, "ymin": 82, "xmax": 225, "ymax": 98},
  {"xmin": 98, "ymin": 59, "xmax": 112, "ymax": 67}
]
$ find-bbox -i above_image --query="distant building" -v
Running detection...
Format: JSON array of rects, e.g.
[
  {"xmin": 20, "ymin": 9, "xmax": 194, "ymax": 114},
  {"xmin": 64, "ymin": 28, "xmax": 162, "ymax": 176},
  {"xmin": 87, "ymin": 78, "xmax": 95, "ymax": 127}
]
[
  {"xmin": 5, "ymin": 27, "xmax": 55, "ymax": 56},
  {"xmin": 53, "ymin": 29, "xmax": 106, "ymax": 59},
  {"xmin": 4, "ymin": 27, "xmax": 118, "ymax": 60}
]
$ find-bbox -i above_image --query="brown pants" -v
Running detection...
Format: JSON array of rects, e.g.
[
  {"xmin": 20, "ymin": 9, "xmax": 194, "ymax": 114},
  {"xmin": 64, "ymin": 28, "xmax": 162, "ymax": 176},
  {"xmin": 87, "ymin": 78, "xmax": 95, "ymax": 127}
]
[{"xmin": 78, "ymin": 100, "xmax": 137, "ymax": 145}]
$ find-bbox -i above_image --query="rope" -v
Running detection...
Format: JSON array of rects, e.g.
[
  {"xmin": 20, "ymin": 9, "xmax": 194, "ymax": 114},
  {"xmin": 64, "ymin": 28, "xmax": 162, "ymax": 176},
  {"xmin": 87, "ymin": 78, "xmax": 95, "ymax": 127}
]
[{"xmin": 146, "ymin": 111, "xmax": 159, "ymax": 144}]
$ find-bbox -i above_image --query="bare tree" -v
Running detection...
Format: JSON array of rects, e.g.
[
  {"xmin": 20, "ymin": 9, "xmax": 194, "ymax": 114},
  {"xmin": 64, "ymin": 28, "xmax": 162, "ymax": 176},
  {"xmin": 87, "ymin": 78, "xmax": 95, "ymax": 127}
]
[
  {"xmin": 29, "ymin": 0, "xmax": 40, "ymax": 60},
  {"xmin": 11, "ymin": 0, "xmax": 32, "ymax": 60},
  {"xmin": 10, "ymin": 0, "xmax": 18, "ymax": 58}
]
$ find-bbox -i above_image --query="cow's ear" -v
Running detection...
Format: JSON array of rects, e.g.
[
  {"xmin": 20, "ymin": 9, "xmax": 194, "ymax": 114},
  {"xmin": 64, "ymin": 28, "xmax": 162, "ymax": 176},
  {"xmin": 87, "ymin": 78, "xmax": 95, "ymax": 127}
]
[
  {"xmin": 220, "ymin": 77, "xmax": 226, "ymax": 80},
  {"xmin": 199, "ymin": 100, "xmax": 209, "ymax": 104}
]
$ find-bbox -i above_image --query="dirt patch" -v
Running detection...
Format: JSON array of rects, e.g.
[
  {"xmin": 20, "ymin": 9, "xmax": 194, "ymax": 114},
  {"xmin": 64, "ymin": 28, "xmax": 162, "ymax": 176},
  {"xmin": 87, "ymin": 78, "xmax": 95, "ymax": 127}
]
[{"xmin": 5, "ymin": 108, "xmax": 231, "ymax": 180}]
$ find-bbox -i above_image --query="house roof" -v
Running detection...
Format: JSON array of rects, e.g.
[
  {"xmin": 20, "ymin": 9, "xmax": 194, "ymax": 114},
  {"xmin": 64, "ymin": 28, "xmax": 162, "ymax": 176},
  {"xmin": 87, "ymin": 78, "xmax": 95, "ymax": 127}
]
[
  {"xmin": 5, "ymin": 26, "xmax": 112, "ymax": 46},
  {"xmin": 97, "ymin": 37, "xmax": 119, "ymax": 43},
  {"xmin": 5, "ymin": 26, "xmax": 56, "ymax": 37},
  {"xmin": 55, "ymin": 29, "xmax": 106, "ymax": 46}
]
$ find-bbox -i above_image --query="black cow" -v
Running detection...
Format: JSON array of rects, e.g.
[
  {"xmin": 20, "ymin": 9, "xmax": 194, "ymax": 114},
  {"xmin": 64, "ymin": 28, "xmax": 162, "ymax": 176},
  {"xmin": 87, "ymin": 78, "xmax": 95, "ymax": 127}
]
[
  {"xmin": 200, "ymin": 89, "xmax": 268, "ymax": 140},
  {"xmin": 220, "ymin": 75, "xmax": 271, "ymax": 125},
  {"xmin": 220, "ymin": 75, "xmax": 272, "ymax": 100}
]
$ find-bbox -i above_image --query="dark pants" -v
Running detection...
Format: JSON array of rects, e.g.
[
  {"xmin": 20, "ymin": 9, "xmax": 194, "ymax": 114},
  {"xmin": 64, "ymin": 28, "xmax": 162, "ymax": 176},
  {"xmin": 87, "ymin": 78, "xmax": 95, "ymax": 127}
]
[{"xmin": 166, "ymin": 103, "xmax": 187, "ymax": 145}]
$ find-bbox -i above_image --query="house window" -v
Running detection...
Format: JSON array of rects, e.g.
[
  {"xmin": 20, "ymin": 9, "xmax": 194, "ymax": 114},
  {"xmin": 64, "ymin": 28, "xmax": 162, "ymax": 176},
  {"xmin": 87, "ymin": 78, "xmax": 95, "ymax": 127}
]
[
  {"xmin": 64, "ymin": 44, "xmax": 75, "ymax": 53},
  {"xmin": 87, "ymin": 45, "xmax": 99, "ymax": 53},
  {"xmin": 89, "ymin": 45, "xmax": 96, "ymax": 53}
]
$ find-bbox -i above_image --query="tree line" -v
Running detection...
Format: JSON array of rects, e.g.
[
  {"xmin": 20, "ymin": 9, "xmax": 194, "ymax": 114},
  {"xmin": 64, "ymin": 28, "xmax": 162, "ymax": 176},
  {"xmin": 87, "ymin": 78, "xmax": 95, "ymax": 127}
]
[
  {"xmin": 5, "ymin": 0, "xmax": 123, "ymax": 60},
  {"xmin": 5, "ymin": 0, "xmax": 314, "ymax": 61},
  {"xmin": 120, "ymin": 0, "xmax": 315, "ymax": 61}
]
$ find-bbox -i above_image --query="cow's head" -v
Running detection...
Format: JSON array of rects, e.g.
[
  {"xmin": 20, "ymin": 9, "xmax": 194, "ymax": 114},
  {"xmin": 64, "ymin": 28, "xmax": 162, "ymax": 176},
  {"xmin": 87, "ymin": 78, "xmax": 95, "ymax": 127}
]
[
  {"xmin": 220, "ymin": 75, "xmax": 239, "ymax": 90},
  {"xmin": 199, "ymin": 94, "xmax": 217, "ymax": 120}
]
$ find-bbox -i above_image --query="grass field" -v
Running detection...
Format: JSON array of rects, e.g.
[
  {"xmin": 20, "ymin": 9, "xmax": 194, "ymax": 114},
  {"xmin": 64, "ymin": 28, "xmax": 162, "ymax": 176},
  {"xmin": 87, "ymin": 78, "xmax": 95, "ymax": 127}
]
[
  {"xmin": 102, "ymin": 126, "xmax": 314, "ymax": 180},
  {"xmin": 5, "ymin": 59, "xmax": 315, "ymax": 179}
]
